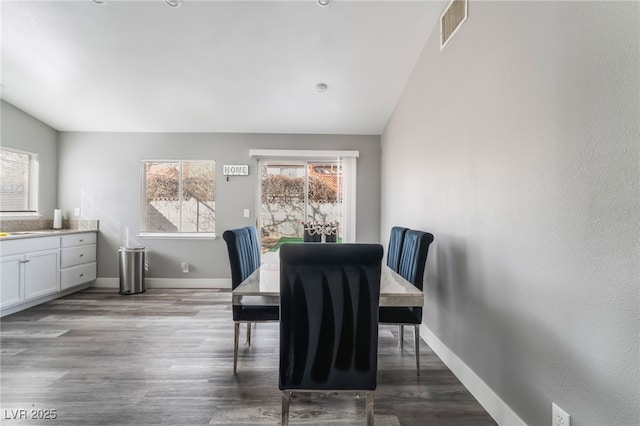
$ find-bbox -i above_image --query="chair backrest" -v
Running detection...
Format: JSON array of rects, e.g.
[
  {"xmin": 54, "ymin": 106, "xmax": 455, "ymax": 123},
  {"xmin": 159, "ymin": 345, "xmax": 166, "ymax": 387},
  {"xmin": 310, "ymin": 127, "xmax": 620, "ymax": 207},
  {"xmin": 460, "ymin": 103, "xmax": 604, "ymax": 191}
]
[
  {"xmin": 279, "ymin": 243, "xmax": 383, "ymax": 392},
  {"xmin": 397, "ymin": 230, "xmax": 434, "ymax": 290},
  {"xmin": 386, "ymin": 226, "xmax": 409, "ymax": 272},
  {"xmin": 222, "ymin": 226, "xmax": 261, "ymax": 289},
  {"xmin": 246, "ymin": 225, "xmax": 261, "ymax": 264}
]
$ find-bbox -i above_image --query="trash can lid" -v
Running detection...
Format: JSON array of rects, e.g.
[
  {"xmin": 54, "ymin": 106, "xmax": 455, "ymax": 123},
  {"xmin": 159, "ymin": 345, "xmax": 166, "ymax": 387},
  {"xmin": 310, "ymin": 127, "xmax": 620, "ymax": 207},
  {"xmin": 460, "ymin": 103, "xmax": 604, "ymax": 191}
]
[{"xmin": 119, "ymin": 247, "xmax": 145, "ymax": 252}]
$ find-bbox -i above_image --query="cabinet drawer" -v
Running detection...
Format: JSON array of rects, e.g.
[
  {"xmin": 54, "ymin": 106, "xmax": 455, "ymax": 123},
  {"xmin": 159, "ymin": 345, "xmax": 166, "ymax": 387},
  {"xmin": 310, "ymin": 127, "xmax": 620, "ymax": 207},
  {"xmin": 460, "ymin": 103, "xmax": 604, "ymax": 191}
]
[
  {"xmin": 61, "ymin": 262, "xmax": 97, "ymax": 290},
  {"xmin": 0, "ymin": 236, "xmax": 60, "ymax": 256},
  {"xmin": 61, "ymin": 244, "xmax": 96, "ymax": 268},
  {"xmin": 61, "ymin": 232, "xmax": 97, "ymax": 248}
]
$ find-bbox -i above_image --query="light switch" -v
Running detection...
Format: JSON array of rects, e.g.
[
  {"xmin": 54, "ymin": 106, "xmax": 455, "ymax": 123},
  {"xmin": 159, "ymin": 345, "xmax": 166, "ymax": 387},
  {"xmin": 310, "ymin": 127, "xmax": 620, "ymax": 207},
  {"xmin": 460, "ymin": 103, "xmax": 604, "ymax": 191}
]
[
  {"xmin": 243, "ymin": 209, "xmax": 250, "ymax": 218},
  {"xmin": 74, "ymin": 208, "xmax": 80, "ymax": 217}
]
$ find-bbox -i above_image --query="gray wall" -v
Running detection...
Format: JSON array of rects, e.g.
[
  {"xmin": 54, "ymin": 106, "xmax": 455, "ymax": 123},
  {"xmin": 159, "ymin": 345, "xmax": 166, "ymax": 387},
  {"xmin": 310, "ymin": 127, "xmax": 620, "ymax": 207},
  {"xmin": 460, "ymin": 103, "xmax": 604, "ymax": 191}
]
[
  {"xmin": 1, "ymin": 100, "xmax": 59, "ymax": 218},
  {"xmin": 381, "ymin": 2, "xmax": 639, "ymax": 425},
  {"xmin": 58, "ymin": 132, "xmax": 380, "ymax": 280}
]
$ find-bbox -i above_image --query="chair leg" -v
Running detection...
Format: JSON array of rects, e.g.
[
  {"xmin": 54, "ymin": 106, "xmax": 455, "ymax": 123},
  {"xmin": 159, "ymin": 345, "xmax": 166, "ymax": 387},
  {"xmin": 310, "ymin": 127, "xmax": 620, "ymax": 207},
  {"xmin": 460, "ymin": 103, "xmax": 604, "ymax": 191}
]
[
  {"xmin": 366, "ymin": 391, "xmax": 375, "ymax": 426},
  {"xmin": 399, "ymin": 325, "xmax": 404, "ymax": 348},
  {"xmin": 281, "ymin": 391, "xmax": 291, "ymax": 426},
  {"xmin": 246, "ymin": 322, "xmax": 251, "ymax": 345},
  {"xmin": 414, "ymin": 325, "xmax": 420, "ymax": 376},
  {"xmin": 233, "ymin": 322, "xmax": 240, "ymax": 374}
]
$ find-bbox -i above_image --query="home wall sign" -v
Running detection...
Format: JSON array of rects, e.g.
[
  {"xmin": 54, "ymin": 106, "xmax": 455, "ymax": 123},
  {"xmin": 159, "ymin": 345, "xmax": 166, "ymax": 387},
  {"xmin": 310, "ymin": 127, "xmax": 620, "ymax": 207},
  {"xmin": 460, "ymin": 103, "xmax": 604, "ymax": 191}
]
[{"xmin": 223, "ymin": 165, "xmax": 249, "ymax": 176}]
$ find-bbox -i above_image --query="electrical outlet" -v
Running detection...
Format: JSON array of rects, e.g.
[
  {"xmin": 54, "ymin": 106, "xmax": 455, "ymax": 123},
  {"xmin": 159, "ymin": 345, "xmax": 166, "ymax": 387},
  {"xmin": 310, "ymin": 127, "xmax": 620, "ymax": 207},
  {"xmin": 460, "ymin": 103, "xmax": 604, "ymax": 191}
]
[
  {"xmin": 552, "ymin": 403, "xmax": 570, "ymax": 426},
  {"xmin": 243, "ymin": 208, "xmax": 250, "ymax": 218},
  {"xmin": 181, "ymin": 262, "xmax": 189, "ymax": 273},
  {"xmin": 74, "ymin": 207, "xmax": 81, "ymax": 217}
]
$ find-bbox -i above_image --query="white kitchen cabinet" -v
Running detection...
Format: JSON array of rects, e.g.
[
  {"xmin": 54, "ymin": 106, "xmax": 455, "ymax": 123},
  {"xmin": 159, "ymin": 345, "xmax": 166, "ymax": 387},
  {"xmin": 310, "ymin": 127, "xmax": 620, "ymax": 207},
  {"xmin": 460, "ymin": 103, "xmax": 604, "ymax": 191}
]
[
  {"xmin": 60, "ymin": 232, "xmax": 97, "ymax": 290},
  {"xmin": 24, "ymin": 249, "xmax": 60, "ymax": 300},
  {"xmin": 0, "ymin": 236, "xmax": 60, "ymax": 309},
  {"xmin": 1, "ymin": 254, "xmax": 23, "ymax": 309},
  {"xmin": 0, "ymin": 232, "xmax": 98, "ymax": 316}
]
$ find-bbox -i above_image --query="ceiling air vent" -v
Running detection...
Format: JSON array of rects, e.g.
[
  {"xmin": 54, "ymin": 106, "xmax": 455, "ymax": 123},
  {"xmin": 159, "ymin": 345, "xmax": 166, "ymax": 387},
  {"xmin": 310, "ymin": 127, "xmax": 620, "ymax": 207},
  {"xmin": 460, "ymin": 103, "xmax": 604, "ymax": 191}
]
[{"xmin": 440, "ymin": 0, "xmax": 468, "ymax": 50}]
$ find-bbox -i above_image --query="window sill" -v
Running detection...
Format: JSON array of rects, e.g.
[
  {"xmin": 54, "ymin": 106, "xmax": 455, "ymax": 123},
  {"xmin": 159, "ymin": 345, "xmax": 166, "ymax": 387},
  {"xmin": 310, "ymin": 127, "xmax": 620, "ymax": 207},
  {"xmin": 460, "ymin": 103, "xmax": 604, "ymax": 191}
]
[
  {"xmin": 0, "ymin": 212, "xmax": 42, "ymax": 220},
  {"xmin": 138, "ymin": 232, "xmax": 216, "ymax": 240}
]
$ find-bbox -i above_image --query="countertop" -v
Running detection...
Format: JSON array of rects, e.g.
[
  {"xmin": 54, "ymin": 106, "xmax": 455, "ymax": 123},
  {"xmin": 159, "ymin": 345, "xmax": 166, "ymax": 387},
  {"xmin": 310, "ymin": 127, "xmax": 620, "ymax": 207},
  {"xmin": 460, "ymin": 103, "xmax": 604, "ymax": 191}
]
[{"xmin": 0, "ymin": 229, "xmax": 98, "ymax": 241}]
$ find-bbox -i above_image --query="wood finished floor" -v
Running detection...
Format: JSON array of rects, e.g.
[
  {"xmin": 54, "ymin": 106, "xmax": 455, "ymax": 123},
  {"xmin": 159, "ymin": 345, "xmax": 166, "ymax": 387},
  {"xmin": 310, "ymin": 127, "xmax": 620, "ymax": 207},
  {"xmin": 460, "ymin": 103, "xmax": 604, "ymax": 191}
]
[{"xmin": 1, "ymin": 288, "xmax": 496, "ymax": 425}]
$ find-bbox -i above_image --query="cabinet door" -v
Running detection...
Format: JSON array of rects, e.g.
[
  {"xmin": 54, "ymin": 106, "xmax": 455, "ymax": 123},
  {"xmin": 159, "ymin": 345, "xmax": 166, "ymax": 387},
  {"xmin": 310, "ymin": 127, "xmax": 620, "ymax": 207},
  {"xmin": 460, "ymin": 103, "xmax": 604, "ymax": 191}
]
[
  {"xmin": 24, "ymin": 249, "xmax": 60, "ymax": 301},
  {"xmin": 1, "ymin": 255, "xmax": 24, "ymax": 309}
]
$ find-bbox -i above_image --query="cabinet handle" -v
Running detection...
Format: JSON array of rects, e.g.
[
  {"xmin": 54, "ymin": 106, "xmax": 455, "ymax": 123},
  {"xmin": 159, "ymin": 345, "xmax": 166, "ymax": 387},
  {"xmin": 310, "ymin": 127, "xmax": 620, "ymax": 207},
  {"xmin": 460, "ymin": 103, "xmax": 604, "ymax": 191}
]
[
  {"xmin": 79, "ymin": 239, "xmax": 84, "ymax": 242},
  {"xmin": 80, "ymin": 273, "xmax": 84, "ymax": 277},
  {"xmin": 20, "ymin": 260, "xmax": 31, "ymax": 264},
  {"xmin": 79, "ymin": 254, "xmax": 84, "ymax": 257}
]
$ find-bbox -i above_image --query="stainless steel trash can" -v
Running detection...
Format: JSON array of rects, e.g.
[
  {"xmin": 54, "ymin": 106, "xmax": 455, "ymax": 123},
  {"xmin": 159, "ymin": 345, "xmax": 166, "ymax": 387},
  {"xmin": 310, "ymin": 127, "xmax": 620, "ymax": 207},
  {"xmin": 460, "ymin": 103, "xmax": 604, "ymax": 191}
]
[{"xmin": 119, "ymin": 247, "xmax": 146, "ymax": 295}]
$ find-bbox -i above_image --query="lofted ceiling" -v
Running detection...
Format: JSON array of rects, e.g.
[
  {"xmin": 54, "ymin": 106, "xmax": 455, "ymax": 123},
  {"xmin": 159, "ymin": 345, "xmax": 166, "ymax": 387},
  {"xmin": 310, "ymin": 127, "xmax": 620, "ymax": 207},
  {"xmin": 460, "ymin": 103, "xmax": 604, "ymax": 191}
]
[{"xmin": 1, "ymin": 0, "xmax": 445, "ymax": 134}]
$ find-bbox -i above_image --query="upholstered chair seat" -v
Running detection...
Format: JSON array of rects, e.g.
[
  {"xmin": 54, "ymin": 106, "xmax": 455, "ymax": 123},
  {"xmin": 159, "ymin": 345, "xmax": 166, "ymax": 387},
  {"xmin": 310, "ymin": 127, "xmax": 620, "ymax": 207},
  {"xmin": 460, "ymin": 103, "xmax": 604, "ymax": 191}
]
[{"xmin": 378, "ymin": 306, "xmax": 421, "ymax": 324}]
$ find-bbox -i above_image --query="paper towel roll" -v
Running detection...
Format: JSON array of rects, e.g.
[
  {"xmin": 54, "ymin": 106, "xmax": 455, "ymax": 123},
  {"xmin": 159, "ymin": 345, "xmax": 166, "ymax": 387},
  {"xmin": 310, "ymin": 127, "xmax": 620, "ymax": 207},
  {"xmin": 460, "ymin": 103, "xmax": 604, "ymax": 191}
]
[{"xmin": 53, "ymin": 209, "xmax": 62, "ymax": 229}]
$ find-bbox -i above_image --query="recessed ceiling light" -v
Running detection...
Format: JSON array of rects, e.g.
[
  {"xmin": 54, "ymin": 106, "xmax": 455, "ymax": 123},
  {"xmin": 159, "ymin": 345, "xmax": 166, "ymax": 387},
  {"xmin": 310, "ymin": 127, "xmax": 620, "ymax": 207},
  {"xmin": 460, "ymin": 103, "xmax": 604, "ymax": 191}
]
[
  {"xmin": 165, "ymin": 0, "xmax": 182, "ymax": 8},
  {"xmin": 316, "ymin": 83, "xmax": 328, "ymax": 93},
  {"xmin": 317, "ymin": 0, "xmax": 330, "ymax": 7}
]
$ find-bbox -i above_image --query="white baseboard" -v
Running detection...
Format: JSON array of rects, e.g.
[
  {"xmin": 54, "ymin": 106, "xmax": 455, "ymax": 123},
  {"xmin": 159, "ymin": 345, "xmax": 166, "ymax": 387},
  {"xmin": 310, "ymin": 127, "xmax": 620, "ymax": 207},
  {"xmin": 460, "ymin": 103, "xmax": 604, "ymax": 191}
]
[
  {"xmin": 420, "ymin": 324, "xmax": 527, "ymax": 426},
  {"xmin": 93, "ymin": 277, "xmax": 231, "ymax": 289}
]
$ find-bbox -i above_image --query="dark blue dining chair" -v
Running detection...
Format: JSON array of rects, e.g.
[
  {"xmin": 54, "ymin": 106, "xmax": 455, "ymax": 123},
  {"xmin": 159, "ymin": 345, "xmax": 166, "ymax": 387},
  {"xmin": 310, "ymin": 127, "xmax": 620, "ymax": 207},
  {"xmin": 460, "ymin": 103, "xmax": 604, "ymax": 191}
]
[
  {"xmin": 223, "ymin": 226, "xmax": 279, "ymax": 374},
  {"xmin": 379, "ymin": 229, "xmax": 434, "ymax": 376},
  {"xmin": 279, "ymin": 243, "xmax": 383, "ymax": 425},
  {"xmin": 386, "ymin": 226, "xmax": 409, "ymax": 272}
]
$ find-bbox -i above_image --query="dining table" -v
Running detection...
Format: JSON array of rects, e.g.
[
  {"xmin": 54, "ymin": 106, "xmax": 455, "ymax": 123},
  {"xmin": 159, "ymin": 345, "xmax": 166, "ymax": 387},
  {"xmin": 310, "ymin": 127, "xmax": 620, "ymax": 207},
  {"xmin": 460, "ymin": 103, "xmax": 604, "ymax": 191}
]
[{"xmin": 232, "ymin": 250, "xmax": 423, "ymax": 308}]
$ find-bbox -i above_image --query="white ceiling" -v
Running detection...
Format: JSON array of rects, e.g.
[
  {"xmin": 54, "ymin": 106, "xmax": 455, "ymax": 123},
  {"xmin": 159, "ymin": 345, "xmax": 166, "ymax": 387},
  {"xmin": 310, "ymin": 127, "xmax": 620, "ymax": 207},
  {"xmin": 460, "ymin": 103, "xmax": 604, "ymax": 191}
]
[{"xmin": 1, "ymin": 0, "xmax": 445, "ymax": 134}]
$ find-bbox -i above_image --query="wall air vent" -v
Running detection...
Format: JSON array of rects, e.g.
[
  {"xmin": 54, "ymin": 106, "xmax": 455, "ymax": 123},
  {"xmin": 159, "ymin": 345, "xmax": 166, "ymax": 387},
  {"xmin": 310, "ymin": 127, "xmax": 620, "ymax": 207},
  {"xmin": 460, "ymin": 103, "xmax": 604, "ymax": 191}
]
[{"xmin": 440, "ymin": 0, "xmax": 468, "ymax": 50}]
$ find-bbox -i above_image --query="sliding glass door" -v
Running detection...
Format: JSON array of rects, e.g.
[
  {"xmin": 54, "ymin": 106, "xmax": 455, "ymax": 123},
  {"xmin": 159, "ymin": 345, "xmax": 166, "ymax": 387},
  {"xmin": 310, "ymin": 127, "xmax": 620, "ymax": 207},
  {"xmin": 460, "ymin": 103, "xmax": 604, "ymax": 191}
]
[{"xmin": 258, "ymin": 159, "xmax": 349, "ymax": 253}]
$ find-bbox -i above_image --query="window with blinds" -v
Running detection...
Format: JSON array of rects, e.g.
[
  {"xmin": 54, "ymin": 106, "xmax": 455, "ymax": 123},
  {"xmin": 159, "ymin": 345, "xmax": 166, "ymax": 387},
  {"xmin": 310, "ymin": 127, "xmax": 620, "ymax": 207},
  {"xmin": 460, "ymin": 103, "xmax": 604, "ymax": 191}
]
[{"xmin": 0, "ymin": 148, "xmax": 38, "ymax": 213}]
